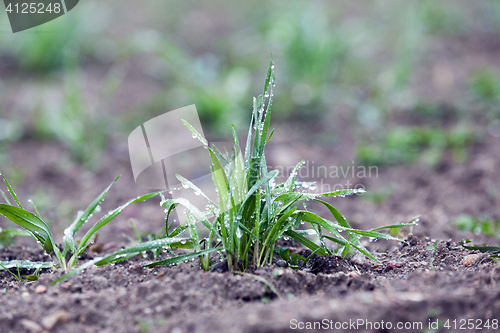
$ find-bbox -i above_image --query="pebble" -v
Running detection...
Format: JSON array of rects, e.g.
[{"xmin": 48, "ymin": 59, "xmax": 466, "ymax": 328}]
[
  {"xmin": 461, "ymin": 254, "xmax": 482, "ymax": 266},
  {"xmin": 20, "ymin": 319, "xmax": 43, "ymax": 333},
  {"xmin": 276, "ymin": 260, "xmax": 288, "ymax": 268},
  {"xmin": 42, "ymin": 310, "xmax": 69, "ymax": 330},
  {"xmin": 35, "ymin": 285, "xmax": 47, "ymax": 294}
]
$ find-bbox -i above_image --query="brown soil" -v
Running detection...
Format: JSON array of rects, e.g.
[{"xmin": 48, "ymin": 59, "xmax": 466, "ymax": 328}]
[{"xmin": 1, "ymin": 233, "xmax": 498, "ymax": 333}]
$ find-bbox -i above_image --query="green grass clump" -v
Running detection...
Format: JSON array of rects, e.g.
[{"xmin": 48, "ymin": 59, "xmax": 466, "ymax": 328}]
[
  {"xmin": 151, "ymin": 58, "xmax": 413, "ymax": 272},
  {"xmin": 0, "ymin": 174, "xmax": 194, "ymax": 284},
  {"xmin": 357, "ymin": 125, "xmax": 476, "ymax": 168},
  {"xmin": 453, "ymin": 215, "xmax": 500, "ymax": 239}
]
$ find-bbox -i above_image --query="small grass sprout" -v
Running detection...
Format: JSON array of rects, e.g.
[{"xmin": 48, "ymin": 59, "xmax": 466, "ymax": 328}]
[{"xmin": 0, "ymin": 173, "xmax": 194, "ymax": 283}]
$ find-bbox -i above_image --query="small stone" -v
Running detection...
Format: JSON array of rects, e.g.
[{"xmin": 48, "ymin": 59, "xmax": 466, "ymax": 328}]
[
  {"xmin": 41, "ymin": 310, "xmax": 69, "ymax": 330},
  {"xmin": 21, "ymin": 291, "xmax": 30, "ymax": 297},
  {"xmin": 276, "ymin": 260, "xmax": 288, "ymax": 268},
  {"xmin": 461, "ymin": 254, "xmax": 482, "ymax": 266},
  {"xmin": 20, "ymin": 319, "xmax": 43, "ymax": 333},
  {"xmin": 35, "ymin": 285, "xmax": 47, "ymax": 294}
]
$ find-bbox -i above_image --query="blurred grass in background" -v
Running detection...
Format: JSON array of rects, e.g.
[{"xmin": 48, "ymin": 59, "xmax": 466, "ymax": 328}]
[{"xmin": 1, "ymin": 0, "xmax": 500, "ymax": 171}]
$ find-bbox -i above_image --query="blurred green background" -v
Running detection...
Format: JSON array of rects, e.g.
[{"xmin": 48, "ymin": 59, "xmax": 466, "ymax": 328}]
[
  {"xmin": 1, "ymin": 0, "xmax": 498, "ymax": 168},
  {"xmin": 1, "ymin": 0, "xmax": 500, "ymax": 239}
]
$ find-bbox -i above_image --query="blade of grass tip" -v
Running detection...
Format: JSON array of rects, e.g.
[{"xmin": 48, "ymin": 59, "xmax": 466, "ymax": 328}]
[
  {"xmin": 263, "ymin": 55, "xmax": 274, "ymax": 96},
  {"xmin": 284, "ymin": 229, "xmax": 326, "ymax": 256},
  {"xmin": 0, "ymin": 172, "xmax": 24, "ymax": 208},
  {"xmin": 0, "ymin": 263, "xmax": 22, "ymax": 282},
  {"xmin": 244, "ymin": 104, "xmax": 254, "ymax": 172},
  {"xmin": 163, "ymin": 201, "xmax": 178, "ymax": 236},
  {"xmin": 276, "ymin": 188, "xmax": 363, "ymax": 203},
  {"xmin": 181, "ymin": 119, "xmax": 208, "ymax": 146},
  {"xmin": 301, "ymin": 211, "xmax": 401, "ymax": 242},
  {"xmin": 64, "ymin": 176, "xmax": 120, "ymax": 252},
  {"xmin": 0, "ymin": 188, "xmax": 12, "ymax": 205},
  {"xmin": 130, "ymin": 220, "xmax": 142, "ymax": 242},
  {"xmin": 28, "ymin": 199, "xmax": 43, "ymax": 220},
  {"xmin": 284, "ymin": 160, "xmax": 305, "ymax": 192},
  {"xmin": 211, "ymin": 144, "xmax": 230, "ymax": 165},
  {"xmin": 176, "ymin": 174, "xmax": 216, "ymax": 206},
  {"xmin": 260, "ymin": 72, "xmax": 274, "ymax": 154},
  {"xmin": 144, "ymin": 247, "xmax": 222, "ymax": 267},
  {"xmin": 266, "ymin": 128, "xmax": 275, "ymax": 145},
  {"xmin": 369, "ymin": 222, "xmax": 416, "ymax": 232}
]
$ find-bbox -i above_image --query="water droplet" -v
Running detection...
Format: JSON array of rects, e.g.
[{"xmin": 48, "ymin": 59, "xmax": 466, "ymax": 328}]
[
  {"xmin": 236, "ymin": 215, "xmax": 242, "ymax": 220},
  {"xmin": 180, "ymin": 239, "xmax": 187, "ymax": 244},
  {"xmin": 194, "ymin": 191, "xmax": 200, "ymax": 196},
  {"xmin": 191, "ymin": 133, "xmax": 197, "ymax": 138},
  {"xmin": 309, "ymin": 185, "xmax": 316, "ymax": 191},
  {"xmin": 95, "ymin": 205, "xmax": 102, "ymax": 213},
  {"xmin": 182, "ymin": 183, "xmax": 189, "ymax": 189}
]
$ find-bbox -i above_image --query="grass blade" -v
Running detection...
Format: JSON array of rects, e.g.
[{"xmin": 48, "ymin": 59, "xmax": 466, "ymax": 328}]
[
  {"xmin": 0, "ymin": 204, "xmax": 55, "ymax": 254},
  {"xmin": 181, "ymin": 119, "xmax": 208, "ymax": 146},
  {"xmin": 95, "ymin": 237, "xmax": 194, "ymax": 266},
  {"xmin": 77, "ymin": 192, "xmax": 161, "ymax": 254},
  {"xmin": 50, "ymin": 257, "xmax": 102, "ymax": 285},
  {"xmin": 64, "ymin": 176, "xmax": 120, "ymax": 252},
  {"xmin": 144, "ymin": 247, "xmax": 222, "ymax": 267},
  {"xmin": 0, "ymin": 228, "xmax": 32, "ymax": 238},
  {"xmin": 176, "ymin": 174, "xmax": 216, "ymax": 206},
  {"xmin": 0, "ymin": 172, "xmax": 24, "ymax": 208},
  {"xmin": 315, "ymin": 200, "xmax": 352, "ymax": 229},
  {"xmin": 0, "ymin": 260, "xmax": 53, "ymax": 270},
  {"xmin": 0, "ymin": 188, "xmax": 12, "ymax": 205}
]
